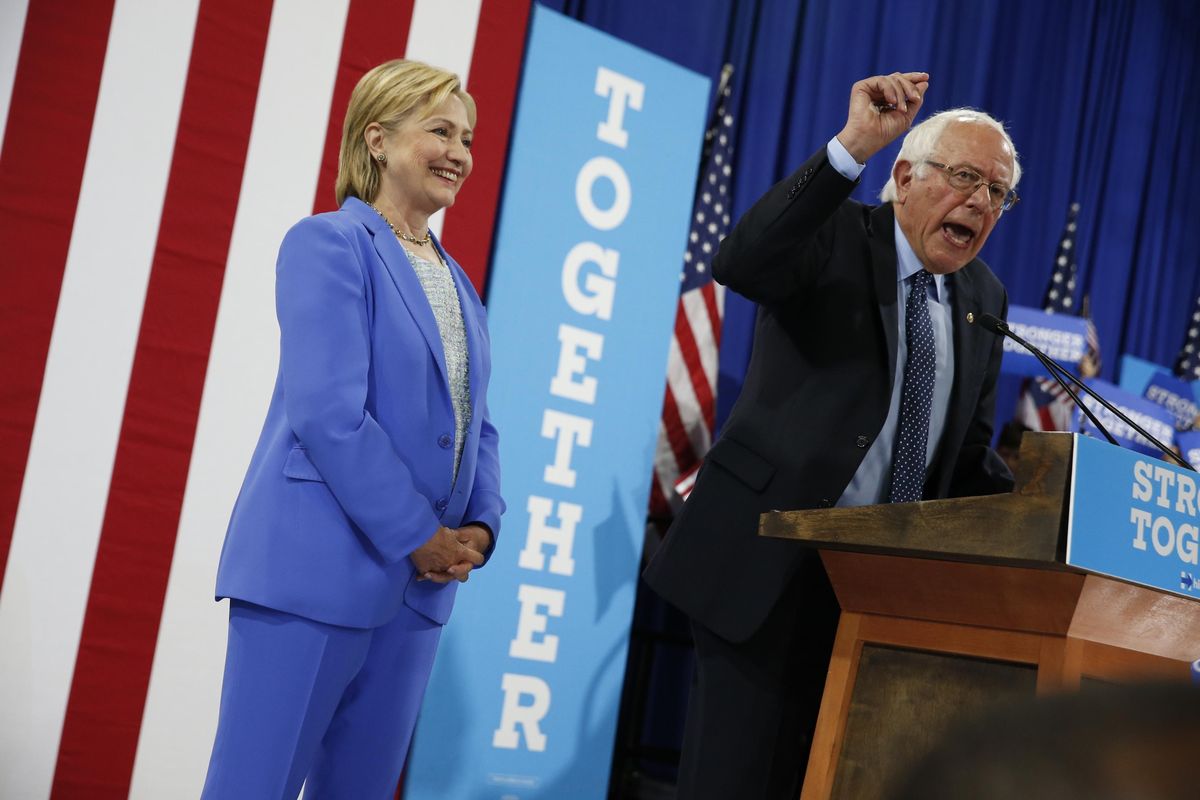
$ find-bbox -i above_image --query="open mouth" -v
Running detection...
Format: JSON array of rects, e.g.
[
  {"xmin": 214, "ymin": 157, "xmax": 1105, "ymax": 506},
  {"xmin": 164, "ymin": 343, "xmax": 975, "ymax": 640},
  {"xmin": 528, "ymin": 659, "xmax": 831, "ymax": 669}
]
[
  {"xmin": 430, "ymin": 167, "xmax": 458, "ymax": 184},
  {"xmin": 942, "ymin": 222, "xmax": 976, "ymax": 247}
]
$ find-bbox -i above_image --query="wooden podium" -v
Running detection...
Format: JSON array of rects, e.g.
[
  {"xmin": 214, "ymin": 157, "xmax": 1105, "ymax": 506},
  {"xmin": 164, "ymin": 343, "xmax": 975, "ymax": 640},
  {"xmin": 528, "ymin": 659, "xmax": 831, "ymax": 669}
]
[{"xmin": 759, "ymin": 432, "xmax": 1200, "ymax": 800}]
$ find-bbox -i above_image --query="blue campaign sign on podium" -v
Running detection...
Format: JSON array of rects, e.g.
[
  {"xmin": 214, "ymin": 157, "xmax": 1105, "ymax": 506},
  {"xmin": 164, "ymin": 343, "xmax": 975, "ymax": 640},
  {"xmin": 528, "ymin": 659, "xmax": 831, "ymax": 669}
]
[
  {"xmin": 1068, "ymin": 434, "xmax": 1200, "ymax": 600},
  {"xmin": 405, "ymin": 7, "xmax": 708, "ymax": 799}
]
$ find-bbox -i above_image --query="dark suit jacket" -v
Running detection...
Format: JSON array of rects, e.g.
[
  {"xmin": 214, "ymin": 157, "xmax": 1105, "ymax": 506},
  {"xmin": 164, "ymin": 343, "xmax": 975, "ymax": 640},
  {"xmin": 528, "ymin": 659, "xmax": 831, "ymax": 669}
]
[{"xmin": 644, "ymin": 148, "xmax": 1012, "ymax": 643}]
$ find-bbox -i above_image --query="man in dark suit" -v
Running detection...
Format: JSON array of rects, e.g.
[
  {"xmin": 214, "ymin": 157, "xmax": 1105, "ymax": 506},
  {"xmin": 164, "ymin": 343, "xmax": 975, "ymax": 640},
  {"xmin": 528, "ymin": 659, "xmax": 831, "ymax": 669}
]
[{"xmin": 644, "ymin": 72, "xmax": 1020, "ymax": 798}]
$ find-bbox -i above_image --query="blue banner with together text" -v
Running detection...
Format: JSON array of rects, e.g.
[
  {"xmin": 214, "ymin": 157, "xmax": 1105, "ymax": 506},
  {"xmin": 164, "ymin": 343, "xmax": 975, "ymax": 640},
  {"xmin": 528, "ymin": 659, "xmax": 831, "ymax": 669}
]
[
  {"xmin": 406, "ymin": 8, "xmax": 708, "ymax": 799},
  {"xmin": 1068, "ymin": 434, "xmax": 1200, "ymax": 600}
]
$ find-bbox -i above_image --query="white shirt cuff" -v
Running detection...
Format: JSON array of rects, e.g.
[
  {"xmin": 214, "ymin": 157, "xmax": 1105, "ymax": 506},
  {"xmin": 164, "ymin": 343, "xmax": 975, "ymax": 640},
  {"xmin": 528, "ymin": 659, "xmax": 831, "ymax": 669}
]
[{"xmin": 827, "ymin": 135, "xmax": 866, "ymax": 181}]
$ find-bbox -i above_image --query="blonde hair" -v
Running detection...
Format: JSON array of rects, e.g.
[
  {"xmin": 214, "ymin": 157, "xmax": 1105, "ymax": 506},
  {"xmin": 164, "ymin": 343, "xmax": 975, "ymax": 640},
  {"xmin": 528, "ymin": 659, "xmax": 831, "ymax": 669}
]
[{"xmin": 335, "ymin": 59, "xmax": 476, "ymax": 206}]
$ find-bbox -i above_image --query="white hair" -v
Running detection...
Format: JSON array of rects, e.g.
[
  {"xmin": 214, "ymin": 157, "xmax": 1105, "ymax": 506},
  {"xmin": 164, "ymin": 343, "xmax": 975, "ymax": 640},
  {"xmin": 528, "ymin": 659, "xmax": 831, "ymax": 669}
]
[{"xmin": 879, "ymin": 108, "xmax": 1021, "ymax": 202}]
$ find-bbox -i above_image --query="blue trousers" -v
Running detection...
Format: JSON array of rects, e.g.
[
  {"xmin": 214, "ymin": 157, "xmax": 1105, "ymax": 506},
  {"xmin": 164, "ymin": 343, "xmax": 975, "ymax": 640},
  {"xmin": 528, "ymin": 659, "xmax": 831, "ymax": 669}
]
[{"xmin": 202, "ymin": 600, "xmax": 442, "ymax": 799}]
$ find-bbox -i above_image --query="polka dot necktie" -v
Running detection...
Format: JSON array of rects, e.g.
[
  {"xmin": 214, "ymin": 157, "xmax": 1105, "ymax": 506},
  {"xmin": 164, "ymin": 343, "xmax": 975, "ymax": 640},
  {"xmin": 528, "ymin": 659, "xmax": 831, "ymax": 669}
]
[{"xmin": 890, "ymin": 269, "xmax": 935, "ymax": 503}]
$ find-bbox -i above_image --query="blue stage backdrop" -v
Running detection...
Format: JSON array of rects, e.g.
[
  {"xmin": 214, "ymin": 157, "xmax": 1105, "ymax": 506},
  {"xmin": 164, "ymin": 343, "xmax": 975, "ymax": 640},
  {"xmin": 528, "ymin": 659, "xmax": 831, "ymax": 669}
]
[{"xmin": 405, "ymin": 8, "xmax": 708, "ymax": 798}]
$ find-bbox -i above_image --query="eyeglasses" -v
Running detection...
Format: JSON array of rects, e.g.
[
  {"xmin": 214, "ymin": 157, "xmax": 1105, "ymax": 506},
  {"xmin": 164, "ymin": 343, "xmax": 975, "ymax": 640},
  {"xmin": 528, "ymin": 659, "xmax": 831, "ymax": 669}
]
[{"xmin": 924, "ymin": 161, "xmax": 1020, "ymax": 213}]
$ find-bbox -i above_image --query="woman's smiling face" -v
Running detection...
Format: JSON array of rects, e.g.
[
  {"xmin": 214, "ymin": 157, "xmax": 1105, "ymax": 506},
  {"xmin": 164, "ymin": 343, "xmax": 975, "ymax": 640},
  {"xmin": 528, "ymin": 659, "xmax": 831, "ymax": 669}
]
[{"xmin": 376, "ymin": 93, "xmax": 474, "ymax": 216}]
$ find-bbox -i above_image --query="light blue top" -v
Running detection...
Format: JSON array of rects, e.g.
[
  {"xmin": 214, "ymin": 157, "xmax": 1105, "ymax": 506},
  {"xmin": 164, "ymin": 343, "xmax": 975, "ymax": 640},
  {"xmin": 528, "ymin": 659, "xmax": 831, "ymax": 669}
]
[{"xmin": 826, "ymin": 136, "xmax": 955, "ymax": 506}]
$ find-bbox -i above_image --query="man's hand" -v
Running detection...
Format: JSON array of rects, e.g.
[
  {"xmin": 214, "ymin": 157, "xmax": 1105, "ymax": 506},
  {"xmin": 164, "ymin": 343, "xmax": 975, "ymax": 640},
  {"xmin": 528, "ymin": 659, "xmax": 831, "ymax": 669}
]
[
  {"xmin": 410, "ymin": 526, "xmax": 485, "ymax": 584},
  {"xmin": 835, "ymin": 72, "xmax": 929, "ymax": 164}
]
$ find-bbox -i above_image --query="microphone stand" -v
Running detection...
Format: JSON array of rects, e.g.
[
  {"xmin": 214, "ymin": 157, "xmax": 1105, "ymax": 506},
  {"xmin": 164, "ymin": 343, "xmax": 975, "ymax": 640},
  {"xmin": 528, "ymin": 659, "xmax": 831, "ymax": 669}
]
[
  {"xmin": 979, "ymin": 313, "xmax": 1195, "ymax": 472},
  {"xmin": 1013, "ymin": 332, "xmax": 1118, "ymax": 447}
]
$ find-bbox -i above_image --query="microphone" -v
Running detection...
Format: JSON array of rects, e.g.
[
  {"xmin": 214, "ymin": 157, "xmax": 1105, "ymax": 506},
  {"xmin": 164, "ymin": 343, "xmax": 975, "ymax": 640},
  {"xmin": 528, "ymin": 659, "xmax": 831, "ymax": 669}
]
[
  {"xmin": 976, "ymin": 313, "xmax": 1195, "ymax": 472},
  {"xmin": 977, "ymin": 313, "xmax": 1117, "ymax": 445}
]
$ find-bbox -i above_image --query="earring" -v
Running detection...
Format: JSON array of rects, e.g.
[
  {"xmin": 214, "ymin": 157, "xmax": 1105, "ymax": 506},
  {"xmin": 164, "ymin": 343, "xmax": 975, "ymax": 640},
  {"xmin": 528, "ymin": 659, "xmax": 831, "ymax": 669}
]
[{"xmin": 375, "ymin": 153, "xmax": 387, "ymax": 164}]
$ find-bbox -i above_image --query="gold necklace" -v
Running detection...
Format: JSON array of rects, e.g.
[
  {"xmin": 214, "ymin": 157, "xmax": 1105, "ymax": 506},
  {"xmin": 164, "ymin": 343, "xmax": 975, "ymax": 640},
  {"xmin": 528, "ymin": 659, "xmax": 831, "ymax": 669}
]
[{"xmin": 370, "ymin": 203, "xmax": 431, "ymax": 246}]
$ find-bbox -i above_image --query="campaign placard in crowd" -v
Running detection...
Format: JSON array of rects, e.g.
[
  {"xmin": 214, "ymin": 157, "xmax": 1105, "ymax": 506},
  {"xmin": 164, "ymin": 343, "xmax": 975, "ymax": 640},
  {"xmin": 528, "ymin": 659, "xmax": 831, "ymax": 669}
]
[
  {"xmin": 999, "ymin": 305, "xmax": 1091, "ymax": 377},
  {"xmin": 1143, "ymin": 371, "xmax": 1200, "ymax": 430},
  {"xmin": 1074, "ymin": 379, "xmax": 1176, "ymax": 456},
  {"xmin": 405, "ymin": 8, "xmax": 708, "ymax": 799},
  {"xmin": 1068, "ymin": 434, "xmax": 1200, "ymax": 600},
  {"xmin": 1178, "ymin": 431, "xmax": 1200, "ymax": 471},
  {"xmin": 1117, "ymin": 354, "xmax": 1171, "ymax": 397}
]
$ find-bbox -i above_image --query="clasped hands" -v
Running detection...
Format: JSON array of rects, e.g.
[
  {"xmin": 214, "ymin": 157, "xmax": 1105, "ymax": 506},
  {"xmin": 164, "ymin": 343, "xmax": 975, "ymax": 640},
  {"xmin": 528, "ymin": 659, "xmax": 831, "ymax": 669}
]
[{"xmin": 410, "ymin": 524, "xmax": 491, "ymax": 584}]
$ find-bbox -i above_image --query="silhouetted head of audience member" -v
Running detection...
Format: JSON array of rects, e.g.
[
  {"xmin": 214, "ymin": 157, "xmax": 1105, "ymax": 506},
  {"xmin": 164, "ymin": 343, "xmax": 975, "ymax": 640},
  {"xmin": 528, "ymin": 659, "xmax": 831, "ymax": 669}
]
[{"xmin": 890, "ymin": 682, "xmax": 1200, "ymax": 800}]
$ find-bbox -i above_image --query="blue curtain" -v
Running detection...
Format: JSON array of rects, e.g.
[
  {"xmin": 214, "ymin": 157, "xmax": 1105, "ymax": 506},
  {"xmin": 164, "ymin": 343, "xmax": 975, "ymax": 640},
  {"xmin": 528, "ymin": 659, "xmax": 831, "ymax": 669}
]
[{"xmin": 542, "ymin": 0, "xmax": 1200, "ymax": 429}]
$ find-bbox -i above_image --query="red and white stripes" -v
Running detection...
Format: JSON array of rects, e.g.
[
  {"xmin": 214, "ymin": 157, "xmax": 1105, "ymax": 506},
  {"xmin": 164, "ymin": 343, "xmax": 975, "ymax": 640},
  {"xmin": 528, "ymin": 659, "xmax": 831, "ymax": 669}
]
[
  {"xmin": 652, "ymin": 280, "xmax": 724, "ymax": 513},
  {"xmin": 0, "ymin": 1, "xmax": 530, "ymax": 796}
]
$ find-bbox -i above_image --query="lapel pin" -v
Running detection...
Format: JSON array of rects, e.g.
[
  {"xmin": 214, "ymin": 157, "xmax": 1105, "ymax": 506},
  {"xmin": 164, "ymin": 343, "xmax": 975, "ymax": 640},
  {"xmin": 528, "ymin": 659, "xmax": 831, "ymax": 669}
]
[{"xmin": 966, "ymin": 312, "xmax": 975, "ymax": 324}]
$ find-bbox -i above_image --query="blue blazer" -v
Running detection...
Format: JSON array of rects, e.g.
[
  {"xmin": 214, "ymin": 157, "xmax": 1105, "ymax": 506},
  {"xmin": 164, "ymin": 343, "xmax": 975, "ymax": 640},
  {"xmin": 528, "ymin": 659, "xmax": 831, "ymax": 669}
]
[{"xmin": 216, "ymin": 197, "xmax": 504, "ymax": 629}]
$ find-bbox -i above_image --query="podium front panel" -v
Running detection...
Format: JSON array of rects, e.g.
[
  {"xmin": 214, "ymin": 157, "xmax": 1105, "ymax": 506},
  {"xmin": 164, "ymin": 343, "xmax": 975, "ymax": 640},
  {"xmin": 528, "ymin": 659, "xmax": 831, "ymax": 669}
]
[{"xmin": 829, "ymin": 645, "xmax": 1037, "ymax": 800}]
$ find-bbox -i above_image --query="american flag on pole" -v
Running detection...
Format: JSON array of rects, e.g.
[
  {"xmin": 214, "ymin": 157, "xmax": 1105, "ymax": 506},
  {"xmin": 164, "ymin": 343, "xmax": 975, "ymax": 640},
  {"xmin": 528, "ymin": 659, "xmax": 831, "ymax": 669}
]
[
  {"xmin": 649, "ymin": 65, "xmax": 735, "ymax": 519},
  {"xmin": 1015, "ymin": 201, "xmax": 1101, "ymax": 431},
  {"xmin": 1173, "ymin": 293, "xmax": 1200, "ymax": 380},
  {"xmin": 0, "ymin": 2, "xmax": 530, "ymax": 797}
]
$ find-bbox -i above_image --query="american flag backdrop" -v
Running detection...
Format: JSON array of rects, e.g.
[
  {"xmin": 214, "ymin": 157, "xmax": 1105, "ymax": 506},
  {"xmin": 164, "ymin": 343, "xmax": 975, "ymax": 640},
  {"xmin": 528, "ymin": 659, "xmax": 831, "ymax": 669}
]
[
  {"xmin": 0, "ymin": 1, "xmax": 531, "ymax": 797},
  {"xmin": 649, "ymin": 66, "xmax": 734, "ymax": 517},
  {"xmin": 1173, "ymin": 294, "xmax": 1200, "ymax": 380},
  {"xmin": 1015, "ymin": 201, "xmax": 1101, "ymax": 432}
]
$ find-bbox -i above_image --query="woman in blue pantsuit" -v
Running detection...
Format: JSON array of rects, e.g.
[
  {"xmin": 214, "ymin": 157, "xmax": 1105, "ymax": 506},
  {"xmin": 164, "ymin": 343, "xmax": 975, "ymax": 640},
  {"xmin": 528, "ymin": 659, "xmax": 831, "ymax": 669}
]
[{"xmin": 202, "ymin": 59, "xmax": 503, "ymax": 799}]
